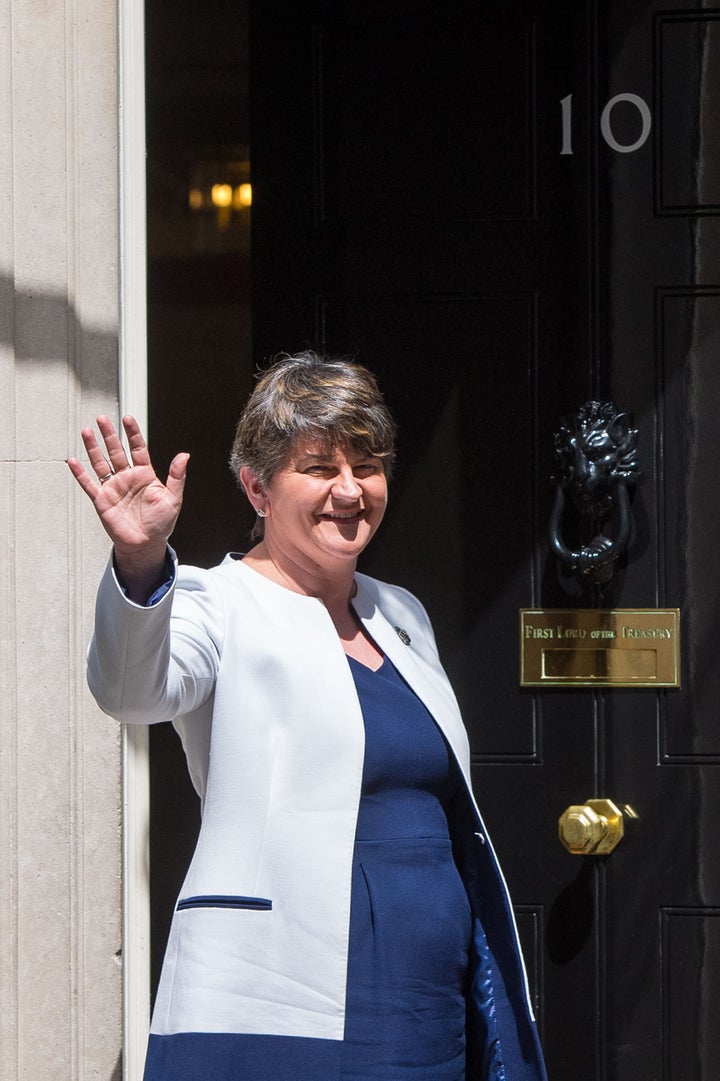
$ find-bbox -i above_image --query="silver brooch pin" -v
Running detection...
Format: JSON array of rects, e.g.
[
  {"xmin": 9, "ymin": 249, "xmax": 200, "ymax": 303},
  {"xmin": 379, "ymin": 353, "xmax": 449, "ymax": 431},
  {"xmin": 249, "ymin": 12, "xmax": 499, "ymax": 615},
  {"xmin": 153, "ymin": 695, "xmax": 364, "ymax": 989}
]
[{"xmin": 394, "ymin": 626, "xmax": 411, "ymax": 645}]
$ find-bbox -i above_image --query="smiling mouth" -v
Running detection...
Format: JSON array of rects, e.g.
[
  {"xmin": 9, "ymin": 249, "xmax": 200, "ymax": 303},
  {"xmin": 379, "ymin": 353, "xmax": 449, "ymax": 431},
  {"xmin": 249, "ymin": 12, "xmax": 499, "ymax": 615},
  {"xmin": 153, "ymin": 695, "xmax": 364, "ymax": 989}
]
[{"xmin": 320, "ymin": 510, "xmax": 363, "ymax": 521}]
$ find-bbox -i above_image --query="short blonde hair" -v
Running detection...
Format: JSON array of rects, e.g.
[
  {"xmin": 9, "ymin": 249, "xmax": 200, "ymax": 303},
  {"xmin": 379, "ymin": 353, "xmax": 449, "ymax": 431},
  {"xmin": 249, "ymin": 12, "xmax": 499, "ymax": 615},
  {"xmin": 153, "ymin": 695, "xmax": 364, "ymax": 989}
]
[{"xmin": 230, "ymin": 351, "xmax": 397, "ymax": 493}]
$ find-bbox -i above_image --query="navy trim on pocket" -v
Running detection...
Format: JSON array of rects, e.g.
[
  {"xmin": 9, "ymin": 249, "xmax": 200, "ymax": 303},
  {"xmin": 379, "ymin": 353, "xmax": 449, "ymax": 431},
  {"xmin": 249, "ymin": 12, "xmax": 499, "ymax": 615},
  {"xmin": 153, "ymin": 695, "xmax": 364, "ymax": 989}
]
[{"xmin": 176, "ymin": 894, "xmax": 272, "ymax": 912}]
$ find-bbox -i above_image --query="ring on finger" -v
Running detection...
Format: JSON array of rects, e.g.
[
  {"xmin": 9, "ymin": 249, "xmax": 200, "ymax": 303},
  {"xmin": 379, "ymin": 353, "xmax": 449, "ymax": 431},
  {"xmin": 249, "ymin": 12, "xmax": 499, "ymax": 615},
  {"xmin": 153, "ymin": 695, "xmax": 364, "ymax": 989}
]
[{"xmin": 99, "ymin": 472, "xmax": 115, "ymax": 484}]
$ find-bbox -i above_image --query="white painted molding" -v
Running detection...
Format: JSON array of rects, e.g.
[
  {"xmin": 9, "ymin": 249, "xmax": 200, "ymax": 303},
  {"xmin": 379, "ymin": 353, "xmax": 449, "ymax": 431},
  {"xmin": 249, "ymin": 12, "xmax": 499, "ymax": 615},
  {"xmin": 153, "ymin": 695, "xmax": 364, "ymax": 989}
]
[{"xmin": 118, "ymin": 0, "xmax": 151, "ymax": 1078}]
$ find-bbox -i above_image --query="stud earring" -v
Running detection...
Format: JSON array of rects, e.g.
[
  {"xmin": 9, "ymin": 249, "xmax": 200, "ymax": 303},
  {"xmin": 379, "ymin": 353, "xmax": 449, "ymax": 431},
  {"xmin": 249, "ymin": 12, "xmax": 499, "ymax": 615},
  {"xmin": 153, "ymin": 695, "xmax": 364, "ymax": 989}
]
[{"xmin": 256, "ymin": 508, "xmax": 266, "ymax": 518}]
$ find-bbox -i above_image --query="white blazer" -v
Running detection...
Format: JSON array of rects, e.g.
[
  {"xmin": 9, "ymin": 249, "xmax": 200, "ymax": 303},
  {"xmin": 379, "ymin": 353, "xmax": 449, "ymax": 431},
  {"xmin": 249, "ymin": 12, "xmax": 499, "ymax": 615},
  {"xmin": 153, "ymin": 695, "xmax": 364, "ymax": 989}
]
[{"xmin": 88, "ymin": 552, "xmax": 543, "ymax": 1077}]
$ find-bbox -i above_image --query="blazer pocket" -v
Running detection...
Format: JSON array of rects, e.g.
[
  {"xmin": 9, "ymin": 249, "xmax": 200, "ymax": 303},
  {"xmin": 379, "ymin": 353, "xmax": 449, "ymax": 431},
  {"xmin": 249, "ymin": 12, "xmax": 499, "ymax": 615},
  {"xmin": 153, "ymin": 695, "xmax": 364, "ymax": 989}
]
[{"xmin": 176, "ymin": 894, "xmax": 272, "ymax": 912}]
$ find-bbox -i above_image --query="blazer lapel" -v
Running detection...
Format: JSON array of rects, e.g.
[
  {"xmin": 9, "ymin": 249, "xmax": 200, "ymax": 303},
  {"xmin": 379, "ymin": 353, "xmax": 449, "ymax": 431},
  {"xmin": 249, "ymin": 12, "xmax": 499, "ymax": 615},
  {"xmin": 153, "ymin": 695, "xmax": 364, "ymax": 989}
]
[{"xmin": 351, "ymin": 581, "xmax": 473, "ymax": 788}]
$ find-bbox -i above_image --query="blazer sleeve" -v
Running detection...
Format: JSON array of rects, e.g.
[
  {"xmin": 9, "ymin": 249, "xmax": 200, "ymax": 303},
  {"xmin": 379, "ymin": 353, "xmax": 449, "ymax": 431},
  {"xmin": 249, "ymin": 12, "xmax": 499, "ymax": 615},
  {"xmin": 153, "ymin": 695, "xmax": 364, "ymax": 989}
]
[{"xmin": 87, "ymin": 550, "xmax": 225, "ymax": 725}]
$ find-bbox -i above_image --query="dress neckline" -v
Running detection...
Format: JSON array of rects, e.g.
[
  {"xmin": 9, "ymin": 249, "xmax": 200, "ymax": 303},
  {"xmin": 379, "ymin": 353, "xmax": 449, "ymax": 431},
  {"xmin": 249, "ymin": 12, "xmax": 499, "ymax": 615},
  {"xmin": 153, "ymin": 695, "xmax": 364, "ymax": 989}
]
[{"xmin": 346, "ymin": 653, "xmax": 388, "ymax": 675}]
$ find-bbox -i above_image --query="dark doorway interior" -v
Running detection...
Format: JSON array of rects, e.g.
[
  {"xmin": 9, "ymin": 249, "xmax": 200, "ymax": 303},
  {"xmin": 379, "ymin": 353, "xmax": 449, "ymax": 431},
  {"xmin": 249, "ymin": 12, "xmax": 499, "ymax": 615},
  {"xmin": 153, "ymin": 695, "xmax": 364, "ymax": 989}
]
[{"xmin": 145, "ymin": 0, "xmax": 254, "ymax": 995}]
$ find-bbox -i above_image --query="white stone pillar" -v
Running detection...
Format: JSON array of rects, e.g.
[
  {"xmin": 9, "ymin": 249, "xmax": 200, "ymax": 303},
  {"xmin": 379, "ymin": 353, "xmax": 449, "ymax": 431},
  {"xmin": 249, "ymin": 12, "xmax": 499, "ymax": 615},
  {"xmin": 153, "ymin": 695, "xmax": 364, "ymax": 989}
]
[{"xmin": 0, "ymin": 0, "xmax": 140, "ymax": 1076}]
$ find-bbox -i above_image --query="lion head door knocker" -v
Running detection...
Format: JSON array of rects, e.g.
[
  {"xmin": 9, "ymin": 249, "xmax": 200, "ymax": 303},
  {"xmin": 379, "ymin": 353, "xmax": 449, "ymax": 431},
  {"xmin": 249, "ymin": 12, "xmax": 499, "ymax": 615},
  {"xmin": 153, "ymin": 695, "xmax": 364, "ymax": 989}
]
[{"xmin": 549, "ymin": 402, "xmax": 641, "ymax": 586}]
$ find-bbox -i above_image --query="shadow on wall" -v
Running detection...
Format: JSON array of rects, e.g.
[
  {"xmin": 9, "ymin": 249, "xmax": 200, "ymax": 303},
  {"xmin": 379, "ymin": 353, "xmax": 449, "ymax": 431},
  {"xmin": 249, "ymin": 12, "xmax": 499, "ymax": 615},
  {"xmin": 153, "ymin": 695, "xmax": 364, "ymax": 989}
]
[
  {"xmin": 6, "ymin": 278, "xmax": 120, "ymax": 400},
  {"xmin": 4, "ymin": 275, "xmax": 255, "ymax": 565}
]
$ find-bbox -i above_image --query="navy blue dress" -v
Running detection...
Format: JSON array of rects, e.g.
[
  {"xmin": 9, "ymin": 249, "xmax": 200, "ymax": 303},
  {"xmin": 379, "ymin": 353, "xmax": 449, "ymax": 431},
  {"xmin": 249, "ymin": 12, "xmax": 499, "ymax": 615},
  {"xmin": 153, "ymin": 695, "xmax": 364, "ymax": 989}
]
[
  {"xmin": 143, "ymin": 654, "xmax": 477, "ymax": 1081},
  {"xmin": 342, "ymin": 655, "xmax": 472, "ymax": 1080}
]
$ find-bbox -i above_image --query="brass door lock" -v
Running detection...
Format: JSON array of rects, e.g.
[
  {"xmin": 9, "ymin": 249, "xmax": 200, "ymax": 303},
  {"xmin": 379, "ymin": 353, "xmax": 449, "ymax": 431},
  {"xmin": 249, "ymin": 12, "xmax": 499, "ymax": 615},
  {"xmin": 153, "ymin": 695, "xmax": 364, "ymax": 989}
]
[{"xmin": 558, "ymin": 798, "xmax": 632, "ymax": 855}]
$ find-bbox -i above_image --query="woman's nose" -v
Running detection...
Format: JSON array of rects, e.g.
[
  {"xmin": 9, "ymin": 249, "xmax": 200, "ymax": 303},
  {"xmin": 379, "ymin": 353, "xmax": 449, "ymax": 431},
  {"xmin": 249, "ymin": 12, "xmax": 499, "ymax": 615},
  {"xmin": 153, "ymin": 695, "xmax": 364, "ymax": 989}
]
[{"xmin": 332, "ymin": 469, "xmax": 362, "ymax": 499}]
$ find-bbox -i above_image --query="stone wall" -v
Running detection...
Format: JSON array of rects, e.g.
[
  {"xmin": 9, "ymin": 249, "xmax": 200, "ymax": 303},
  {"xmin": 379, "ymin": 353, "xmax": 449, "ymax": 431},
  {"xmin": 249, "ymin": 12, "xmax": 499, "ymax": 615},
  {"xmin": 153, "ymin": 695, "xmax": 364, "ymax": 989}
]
[{"xmin": 0, "ymin": 0, "xmax": 126, "ymax": 1076}]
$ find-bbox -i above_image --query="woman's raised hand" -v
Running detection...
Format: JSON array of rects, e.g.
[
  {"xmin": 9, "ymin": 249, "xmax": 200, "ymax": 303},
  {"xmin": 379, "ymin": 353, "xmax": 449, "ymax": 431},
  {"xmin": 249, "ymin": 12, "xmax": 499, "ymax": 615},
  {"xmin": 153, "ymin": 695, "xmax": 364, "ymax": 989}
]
[{"xmin": 67, "ymin": 415, "xmax": 189, "ymax": 599}]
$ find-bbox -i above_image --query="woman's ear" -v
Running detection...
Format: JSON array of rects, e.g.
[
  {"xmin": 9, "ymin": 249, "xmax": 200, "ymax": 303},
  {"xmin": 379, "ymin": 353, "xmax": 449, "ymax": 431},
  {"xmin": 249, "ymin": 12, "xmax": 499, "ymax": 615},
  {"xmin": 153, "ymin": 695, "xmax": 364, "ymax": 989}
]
[{"xmin": 239, "ymin": 466, "xmax": 266, "ymax": 514}]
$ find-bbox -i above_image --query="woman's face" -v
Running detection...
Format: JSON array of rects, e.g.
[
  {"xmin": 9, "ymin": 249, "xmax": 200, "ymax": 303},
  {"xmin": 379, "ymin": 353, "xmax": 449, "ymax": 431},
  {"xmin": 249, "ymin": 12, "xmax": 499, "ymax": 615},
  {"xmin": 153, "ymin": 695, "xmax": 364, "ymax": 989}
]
[{"xmin": 262, "ymin": 437, "xmax": 388, "ymax": 572}]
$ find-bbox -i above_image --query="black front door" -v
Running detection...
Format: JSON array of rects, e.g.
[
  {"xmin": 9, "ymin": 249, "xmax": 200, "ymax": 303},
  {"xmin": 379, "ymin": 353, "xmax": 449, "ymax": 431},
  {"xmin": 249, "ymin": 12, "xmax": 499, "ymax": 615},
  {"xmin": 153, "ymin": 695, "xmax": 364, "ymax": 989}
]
[{"xmin": 250, "ymin": 2, "xmax": 720, "ymax": 1077}]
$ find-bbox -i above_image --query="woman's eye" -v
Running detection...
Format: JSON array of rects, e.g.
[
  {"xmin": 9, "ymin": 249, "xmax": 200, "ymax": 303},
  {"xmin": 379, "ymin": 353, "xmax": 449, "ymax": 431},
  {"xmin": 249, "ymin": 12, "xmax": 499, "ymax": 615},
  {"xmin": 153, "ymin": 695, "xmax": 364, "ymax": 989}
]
[{"xmin": 302, "ymin": 460, "xmax": 381, "ymax": 477}]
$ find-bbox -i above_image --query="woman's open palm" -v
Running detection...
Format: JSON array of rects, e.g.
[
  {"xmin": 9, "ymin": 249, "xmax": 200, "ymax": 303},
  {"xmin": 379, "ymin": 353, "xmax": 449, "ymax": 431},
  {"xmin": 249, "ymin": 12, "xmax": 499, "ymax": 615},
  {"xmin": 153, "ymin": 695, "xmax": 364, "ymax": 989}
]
[{"xmin": 67, "ymin": 415, "xmax": 189, "ymax": 553}]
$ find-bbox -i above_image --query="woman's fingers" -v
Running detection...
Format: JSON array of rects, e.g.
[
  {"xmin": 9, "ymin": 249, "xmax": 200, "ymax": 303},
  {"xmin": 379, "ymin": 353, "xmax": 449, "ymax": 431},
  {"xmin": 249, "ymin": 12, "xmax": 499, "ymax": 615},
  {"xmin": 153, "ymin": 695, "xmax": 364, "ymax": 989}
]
[
  {"xmin": 91, "ymin": 414, "xmax": 151, "ymax": 472},
  {"xmin": 165, "ymin": 452, "xmax": 190, "ymax": 501},
  {"xmin": 69, "ymin": 418, "xmax": 188, "ymax": 533},
  {"xmin": 66, "ymin": 416, "xmax": 137, "ymax": 498},
  {"xmin": 74, "ymin": 415, "xmax": 152, "ymax": 488},
  {"xmin": 78, "ymin": 423, "xmax": 112, "ymax": 483},
  {"xmin": 66, "ymin": 454, "xmax": 99, "ymax": 498},
  {"xmin": 121, "ymin": 415, "xmax": 154, "ymax": 470}
]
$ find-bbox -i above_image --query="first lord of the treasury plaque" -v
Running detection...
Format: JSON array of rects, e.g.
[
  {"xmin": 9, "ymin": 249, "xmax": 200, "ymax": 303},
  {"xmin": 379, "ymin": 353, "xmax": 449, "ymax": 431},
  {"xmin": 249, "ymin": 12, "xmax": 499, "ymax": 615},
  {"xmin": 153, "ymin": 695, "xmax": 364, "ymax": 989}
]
[{"xmin": 519, "ymin": 609, "xmax": 680, "ymax": 688}]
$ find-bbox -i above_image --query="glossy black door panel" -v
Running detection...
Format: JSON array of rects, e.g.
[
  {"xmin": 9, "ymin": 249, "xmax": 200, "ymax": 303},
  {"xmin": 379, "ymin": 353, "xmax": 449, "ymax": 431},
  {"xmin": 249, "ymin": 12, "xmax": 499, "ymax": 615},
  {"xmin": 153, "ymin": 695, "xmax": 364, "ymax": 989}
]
[{"xmin": 250, "ymin": 2, "xmax": 720, "ymax": 1077}]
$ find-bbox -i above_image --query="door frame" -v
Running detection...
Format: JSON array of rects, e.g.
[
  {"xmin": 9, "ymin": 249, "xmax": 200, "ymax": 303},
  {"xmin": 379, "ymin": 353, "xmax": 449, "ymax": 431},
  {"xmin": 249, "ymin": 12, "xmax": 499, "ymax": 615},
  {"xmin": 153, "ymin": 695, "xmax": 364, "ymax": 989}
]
[{"xmin": 119, "ymin": 0, "xmax": 151, "ymax": 1077}]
